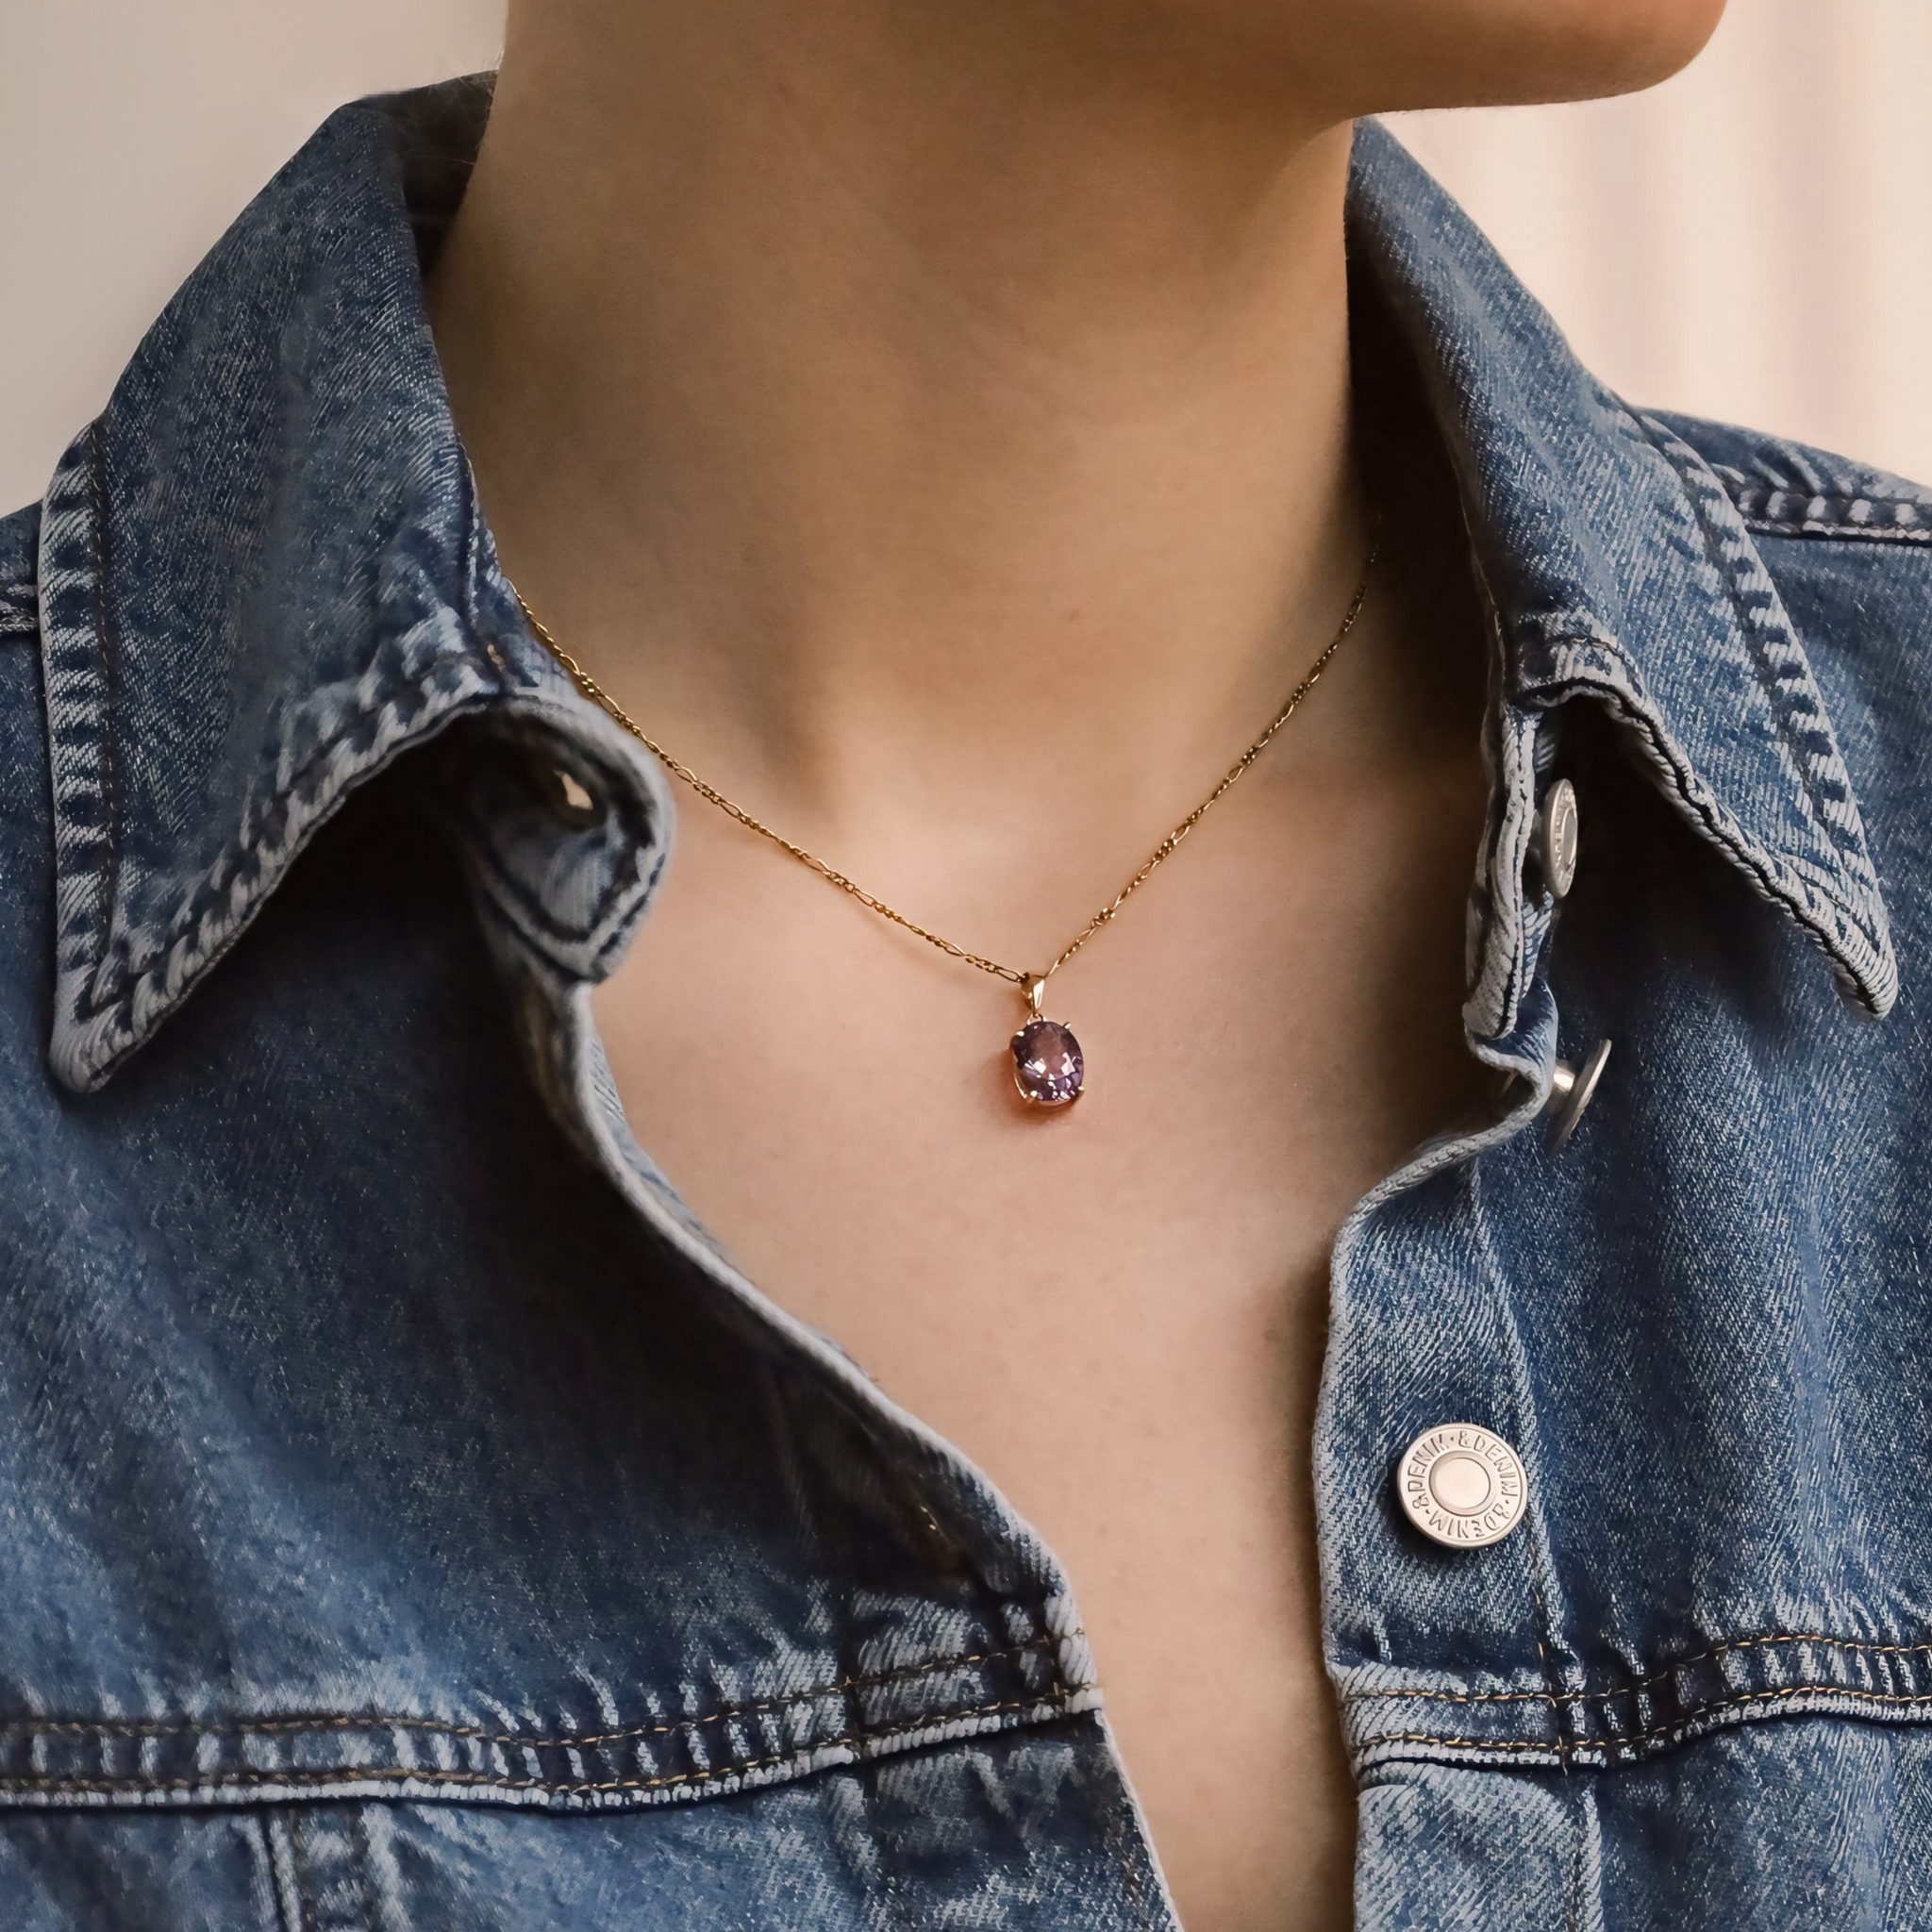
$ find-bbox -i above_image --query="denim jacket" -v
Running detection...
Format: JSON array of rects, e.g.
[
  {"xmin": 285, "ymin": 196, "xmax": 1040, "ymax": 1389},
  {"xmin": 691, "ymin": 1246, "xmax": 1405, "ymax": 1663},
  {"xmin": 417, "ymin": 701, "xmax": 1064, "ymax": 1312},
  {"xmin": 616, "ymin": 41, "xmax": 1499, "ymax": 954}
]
[{"xmin": 4, "ymin": 75, "xmax": 1932, "ymax": 1931}]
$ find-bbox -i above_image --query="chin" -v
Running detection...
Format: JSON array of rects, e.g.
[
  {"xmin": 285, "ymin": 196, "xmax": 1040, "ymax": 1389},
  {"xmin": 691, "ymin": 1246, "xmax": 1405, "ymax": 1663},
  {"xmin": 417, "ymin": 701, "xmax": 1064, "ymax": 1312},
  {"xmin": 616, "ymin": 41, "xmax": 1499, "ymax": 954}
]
[
  {"xmin": 1157, "ymin": 0, "xmax": 1731, "ymax": 119},
  {"xmin": 1344, "ymin": 0, "xmax": 1730, "ymax": 111}
]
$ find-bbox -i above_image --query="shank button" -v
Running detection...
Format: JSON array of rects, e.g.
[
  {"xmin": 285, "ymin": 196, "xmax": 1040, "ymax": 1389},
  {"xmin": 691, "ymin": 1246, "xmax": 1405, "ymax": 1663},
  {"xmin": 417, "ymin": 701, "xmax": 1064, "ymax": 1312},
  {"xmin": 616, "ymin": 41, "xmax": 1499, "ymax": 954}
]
[
  {"xmin": 1534, "ymin": 776, "xmax": 1580, "ymax": 900},
  {"xmin": 1545, "ymin": 1038, "xmax": 1612, "ymax": 1152},
  {"xmin": 1397, "ymin": 1424, "xmax": 1527, "ymax": 1548}
]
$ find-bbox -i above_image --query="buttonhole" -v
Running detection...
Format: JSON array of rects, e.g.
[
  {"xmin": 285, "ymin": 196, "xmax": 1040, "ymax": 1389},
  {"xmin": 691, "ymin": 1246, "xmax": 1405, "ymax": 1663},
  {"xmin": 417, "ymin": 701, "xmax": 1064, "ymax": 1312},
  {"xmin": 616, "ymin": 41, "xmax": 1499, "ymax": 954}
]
[{"xmin": 539, "ymin": 761, "xmax": 606, "ymax": 827}]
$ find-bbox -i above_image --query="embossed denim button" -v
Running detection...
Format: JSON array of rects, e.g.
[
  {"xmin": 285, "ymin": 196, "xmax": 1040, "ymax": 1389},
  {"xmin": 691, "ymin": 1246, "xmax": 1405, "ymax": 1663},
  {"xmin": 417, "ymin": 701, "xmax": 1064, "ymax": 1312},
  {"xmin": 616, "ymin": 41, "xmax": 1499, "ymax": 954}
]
[
  {"xmin": 1398, "ymin": 1424, "xmax": 1526, "ymax": 1548},
  {"xmin": 1533, "ymin": 776, "xmax": 1579, "ymax": 899},
  {"xmin": 1545, "ymin": 1037, "xmax": 1612, "ymax": 1152}
]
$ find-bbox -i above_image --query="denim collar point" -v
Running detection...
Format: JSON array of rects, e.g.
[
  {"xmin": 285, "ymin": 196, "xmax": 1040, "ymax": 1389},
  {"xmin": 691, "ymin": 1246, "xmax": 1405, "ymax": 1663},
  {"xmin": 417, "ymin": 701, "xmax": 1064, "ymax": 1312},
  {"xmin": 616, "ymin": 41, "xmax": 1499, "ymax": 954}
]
[{"xmin": 35, "ymin": 101, "xmax": 531, "ymax": 1092}]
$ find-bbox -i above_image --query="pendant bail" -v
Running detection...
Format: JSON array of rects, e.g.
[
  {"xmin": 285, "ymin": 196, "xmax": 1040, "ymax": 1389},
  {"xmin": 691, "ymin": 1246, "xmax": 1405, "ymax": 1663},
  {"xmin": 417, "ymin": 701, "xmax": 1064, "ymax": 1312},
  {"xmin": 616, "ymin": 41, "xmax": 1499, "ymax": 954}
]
[{"xmin": 1024, "ymin": 974, "xmax": 1049, "ymax": 1019}]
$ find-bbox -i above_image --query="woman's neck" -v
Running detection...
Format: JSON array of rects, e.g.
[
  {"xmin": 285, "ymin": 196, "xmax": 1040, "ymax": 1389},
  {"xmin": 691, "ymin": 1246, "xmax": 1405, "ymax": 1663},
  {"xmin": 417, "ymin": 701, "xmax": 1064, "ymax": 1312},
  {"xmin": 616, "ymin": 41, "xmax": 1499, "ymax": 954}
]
[{"xmin": 428, "ymin": 1, "xmax": 1368, "ymax": 839}]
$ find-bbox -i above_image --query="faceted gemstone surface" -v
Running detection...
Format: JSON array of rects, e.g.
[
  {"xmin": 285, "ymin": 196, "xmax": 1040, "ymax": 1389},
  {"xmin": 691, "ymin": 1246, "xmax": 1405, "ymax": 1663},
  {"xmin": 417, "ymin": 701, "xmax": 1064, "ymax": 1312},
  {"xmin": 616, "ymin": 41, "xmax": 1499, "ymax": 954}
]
[{"xmin": 1010, "ymin": 1018, "xmax": 1084, "ymax": 1107}]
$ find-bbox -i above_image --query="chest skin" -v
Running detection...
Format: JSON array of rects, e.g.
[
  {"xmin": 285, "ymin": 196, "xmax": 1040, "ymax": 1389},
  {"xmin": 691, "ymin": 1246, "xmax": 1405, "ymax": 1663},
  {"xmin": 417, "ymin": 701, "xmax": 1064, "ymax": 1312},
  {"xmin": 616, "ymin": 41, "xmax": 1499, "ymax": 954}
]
[{"xmin": 589, "ymin": 572, "xmax": 1491, "ymax": 1931}]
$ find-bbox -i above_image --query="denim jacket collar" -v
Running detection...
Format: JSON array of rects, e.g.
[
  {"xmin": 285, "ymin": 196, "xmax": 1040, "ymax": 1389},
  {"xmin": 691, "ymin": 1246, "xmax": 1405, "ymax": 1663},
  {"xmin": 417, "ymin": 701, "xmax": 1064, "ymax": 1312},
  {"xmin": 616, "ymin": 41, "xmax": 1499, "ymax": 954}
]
[
  {"xmin": 1347, "ymin": 124, "xmax": 1895, "ymax": 1041},
  {"xmin": 31, "ymin": 81, "xmax": 1896, "ymax": 1094}
]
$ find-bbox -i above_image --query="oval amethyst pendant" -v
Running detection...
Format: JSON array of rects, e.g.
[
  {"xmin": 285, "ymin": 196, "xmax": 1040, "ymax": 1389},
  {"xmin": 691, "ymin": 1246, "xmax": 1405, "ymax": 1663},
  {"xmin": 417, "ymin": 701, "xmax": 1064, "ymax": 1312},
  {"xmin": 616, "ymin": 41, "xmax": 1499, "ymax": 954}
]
[{"xmin": 1010, "ymin": 1016, "xmax": 1084, "ymax": 1108}]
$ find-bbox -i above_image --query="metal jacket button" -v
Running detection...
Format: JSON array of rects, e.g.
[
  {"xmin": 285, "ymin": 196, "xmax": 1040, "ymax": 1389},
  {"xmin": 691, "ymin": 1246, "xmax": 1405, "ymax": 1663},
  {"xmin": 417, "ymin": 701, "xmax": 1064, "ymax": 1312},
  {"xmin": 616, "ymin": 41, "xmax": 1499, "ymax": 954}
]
[
  {"xmin": 1398, "ymin": 1424, "xmax": 1526, "ymax": 1547},
  {"xmin": 1533, "ymin": 776, "xmax": 1579, "ymax": 899},
  {"xmin": 1545, "ymin": 1038, "xmax": 1612, "ymax": 1152}
]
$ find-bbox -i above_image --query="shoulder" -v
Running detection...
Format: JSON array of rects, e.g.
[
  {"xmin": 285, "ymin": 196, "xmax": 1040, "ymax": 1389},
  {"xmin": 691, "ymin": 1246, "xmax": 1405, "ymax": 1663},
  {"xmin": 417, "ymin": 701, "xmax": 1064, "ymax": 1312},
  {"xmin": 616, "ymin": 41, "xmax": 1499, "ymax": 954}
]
[
  {"xmin": 1647, "ymin": 410, "xmax": 1932, "ymax": 674},
  {"xmin": 1648, "ymin": 408, "xmax": 1931, "ymax": 704},
  {"xmin": 1650, "ymin": 410, "xmax": 1932, "ymax": 552}
]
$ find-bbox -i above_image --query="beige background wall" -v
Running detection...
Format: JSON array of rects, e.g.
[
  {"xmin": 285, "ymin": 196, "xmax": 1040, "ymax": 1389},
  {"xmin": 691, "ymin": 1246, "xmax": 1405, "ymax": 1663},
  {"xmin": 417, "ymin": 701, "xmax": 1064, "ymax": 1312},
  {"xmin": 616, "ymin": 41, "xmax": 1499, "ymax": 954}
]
[{"xmin": 1, "ymin": 0, "xmax": 1927, "ymax": 513}]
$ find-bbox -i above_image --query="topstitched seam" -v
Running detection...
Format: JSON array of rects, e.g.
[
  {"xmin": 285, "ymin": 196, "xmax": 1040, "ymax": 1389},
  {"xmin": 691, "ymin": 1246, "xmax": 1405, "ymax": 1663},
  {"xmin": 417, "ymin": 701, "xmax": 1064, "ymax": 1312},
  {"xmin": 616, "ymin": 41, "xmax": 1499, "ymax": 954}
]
[
  {"xmin": 81, "ymin": 423, "xmax": 123, "ymax": 1021},
  {"xmin": 1524, "ymin": 1495, "xmax": 1569, "ymax": 1773},
  {"xmin": 1468, "ymin": 1155, "xmax": 1572, "ymax": 1774},
  {"xmin": 463, "ymin": 803, "xmax": 651, "ymax": 949},
  {"xmin": 0, "ymin": 1632, "xmax": 1063, "ymax": 1750},
  {"xmin": 0, "ymin": 1689, "xmax": 1079, "ymax": 1800},
  {"xmin": 1726, "ymin": 487, "xmax": 1931, "ymax": 537},
  {"xmin": 350, "ymin": 1807, "xmax": 379, "ymax": 1932},
  {"xmin": 1633, "ymin": 412, "xmax": 1866, "ymax": 875},
  {"xmin": 1517, "ymin": 632, "xmax": 1854, "ymax": 939},
  {"xmin": 1538, "ymin": 670, "xmax": 1882, "ymax": 1006},
  {"xmin": 256, "ymin": 1813, "xmax": 296, "ymax": 1932},
  {"xmin": 289, "ymin": 1808, "xmax": 319, "ymax": 1932},
  {"xmin": 1360, "ymin": 1680, "xmax": 1932, "ymax": 1757},
  {"xmin": 72, "ymin": 639, "xmax": 507, "ymax": 1023},
  {"xmin": 431, "ymin": 708, "xmax": 659, "ymax": 950},
  {"xmin": 1343, "ymin": 1628, "xmax": 1932, "ymax": 1706},
  {"xmin": 1743, "ymin": 518, "xmax": 1932, "ymax": 544}
]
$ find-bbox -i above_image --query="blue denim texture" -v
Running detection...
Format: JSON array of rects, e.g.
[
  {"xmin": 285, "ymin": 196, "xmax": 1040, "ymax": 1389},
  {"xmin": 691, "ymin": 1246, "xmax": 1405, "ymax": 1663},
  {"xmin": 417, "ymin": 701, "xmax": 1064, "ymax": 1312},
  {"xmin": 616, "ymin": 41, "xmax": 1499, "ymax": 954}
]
[{"xmin": 4, "ymin": 74, "xmax": 1932, "ymax": 1927}]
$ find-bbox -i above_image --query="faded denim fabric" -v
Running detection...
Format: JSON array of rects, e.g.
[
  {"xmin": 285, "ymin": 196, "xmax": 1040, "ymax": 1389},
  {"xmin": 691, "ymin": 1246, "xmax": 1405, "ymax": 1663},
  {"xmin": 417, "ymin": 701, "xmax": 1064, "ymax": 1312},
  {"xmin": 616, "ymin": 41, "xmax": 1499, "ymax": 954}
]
[{"xmin": 3, "ymin": 74, "xmax": 1932, "ymax": 1930}]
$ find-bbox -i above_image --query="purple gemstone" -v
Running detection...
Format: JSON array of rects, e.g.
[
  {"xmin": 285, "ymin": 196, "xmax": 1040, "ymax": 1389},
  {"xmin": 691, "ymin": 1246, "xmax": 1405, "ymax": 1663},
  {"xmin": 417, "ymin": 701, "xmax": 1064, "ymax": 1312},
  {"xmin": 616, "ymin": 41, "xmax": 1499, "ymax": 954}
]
[{"xmin": 1010, "ymin": 1017, "xmax": 1084, "ymax": 1107}]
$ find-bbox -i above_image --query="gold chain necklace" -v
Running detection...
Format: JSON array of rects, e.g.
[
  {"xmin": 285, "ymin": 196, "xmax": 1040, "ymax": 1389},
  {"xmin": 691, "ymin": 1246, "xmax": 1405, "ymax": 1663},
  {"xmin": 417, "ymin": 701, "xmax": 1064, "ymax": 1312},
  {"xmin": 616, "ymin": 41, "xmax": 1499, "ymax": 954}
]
[{"xmin": 510, "ymin": 540, "xmax": 1375, "ymax": 1111}]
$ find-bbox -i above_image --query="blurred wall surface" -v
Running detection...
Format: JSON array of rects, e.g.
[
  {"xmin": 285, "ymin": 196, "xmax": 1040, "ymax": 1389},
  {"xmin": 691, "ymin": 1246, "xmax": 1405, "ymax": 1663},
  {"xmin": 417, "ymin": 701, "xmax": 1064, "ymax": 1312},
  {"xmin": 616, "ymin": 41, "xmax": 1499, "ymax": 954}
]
[
  {"xmin": 0, "ymin": 0, "xmax": 1927, "ymax": 514},
  {"xmin": 0, "ymin": 0, "xmax": 507, "ymax": 514}
]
